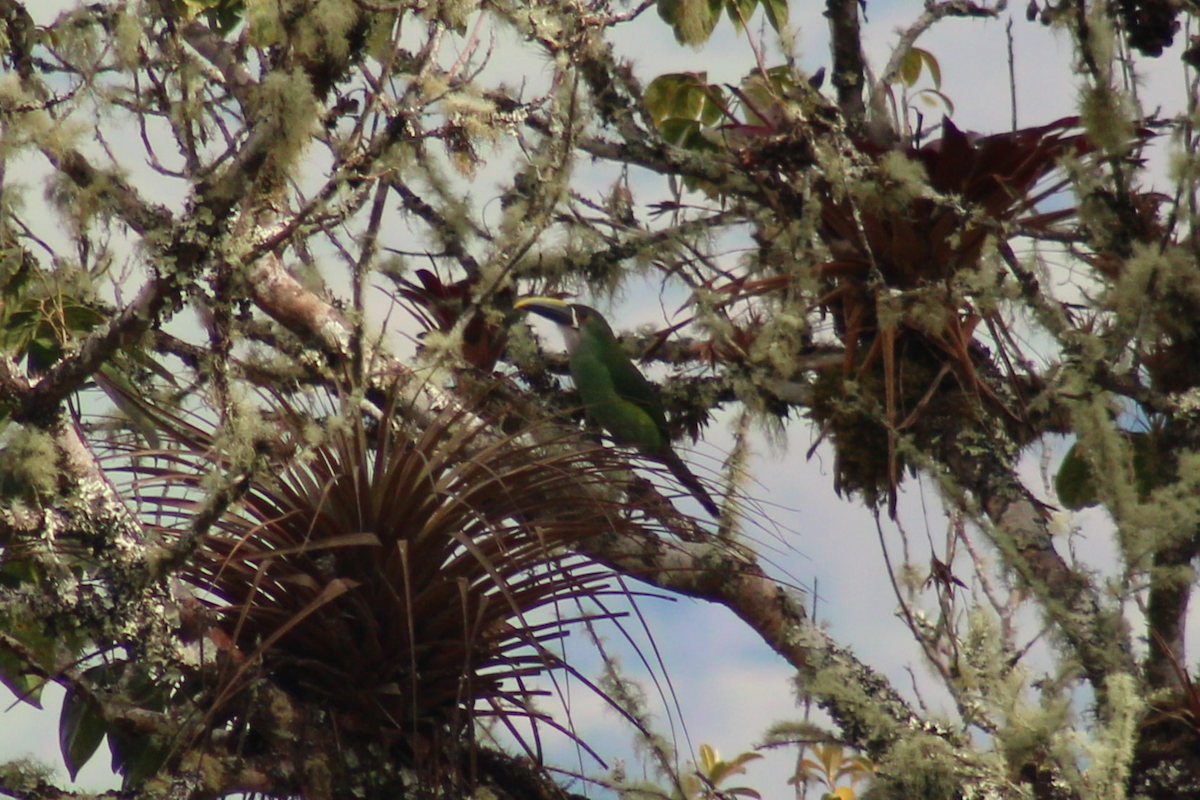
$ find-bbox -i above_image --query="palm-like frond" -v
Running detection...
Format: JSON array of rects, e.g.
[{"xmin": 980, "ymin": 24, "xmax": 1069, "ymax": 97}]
[{"xmin": 116, "ymin": 380, "xmax": 650, "ymax": 790}]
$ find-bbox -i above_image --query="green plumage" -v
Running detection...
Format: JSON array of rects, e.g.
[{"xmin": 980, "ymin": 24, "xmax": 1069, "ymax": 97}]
[
  {"xmin": 569, "ymin": 311, "xmax": 671, "ymax": 452},
  {"xmin": 516, "ymin": 297, "xmax": 720, "ymax": 517}
]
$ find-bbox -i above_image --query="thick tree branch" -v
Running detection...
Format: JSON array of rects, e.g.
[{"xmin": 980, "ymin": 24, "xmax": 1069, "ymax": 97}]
[
  {"xmin": 1144, "ymin": 536, "xmax": 1200, "ymax": 690},
  {"xmin": 581, "ymin": 533, "xmax": 950, "ymax": 753},
  {"xmin": 41, "ymin": 147, "xmax": 175, "ymax": 235},
  {"xmin": 825, "ymin": 0, "xmax": 867, "ymax": 127}
]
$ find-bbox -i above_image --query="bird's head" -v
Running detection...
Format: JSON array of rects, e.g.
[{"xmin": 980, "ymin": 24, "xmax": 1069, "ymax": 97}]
[{"xmin": 514, "ymin": 296, "xmax": 609, "ymax": 350}]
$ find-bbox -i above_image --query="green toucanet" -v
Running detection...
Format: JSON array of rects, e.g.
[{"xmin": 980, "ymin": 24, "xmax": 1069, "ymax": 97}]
[{"xmin": 514, "ymin": 296, "xmax": 720, "ymax": 517}]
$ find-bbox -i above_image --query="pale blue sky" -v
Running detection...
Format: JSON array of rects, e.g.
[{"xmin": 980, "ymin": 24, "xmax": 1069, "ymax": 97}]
[{"xmin": 1, "ymin": 1, "xmax": 1193, "ymax": 798}]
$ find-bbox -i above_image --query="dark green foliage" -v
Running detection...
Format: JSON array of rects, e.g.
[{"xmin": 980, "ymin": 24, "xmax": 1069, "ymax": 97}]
[
  {"xmin": 59, "ymin": 679, "xmax": 106, "ymax": 782},
  {"xmin": 1055, "ymin": 431, "xmax": 1170, "ymax": 510},
  {"xmin": 657, "ymin": 0, "xmax": 788, "ymax": 46}
]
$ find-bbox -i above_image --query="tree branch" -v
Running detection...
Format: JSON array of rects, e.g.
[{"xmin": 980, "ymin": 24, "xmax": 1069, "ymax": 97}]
[{"xmin": 825, "ymin": 0, "xmax": 867, "ymax": 127}]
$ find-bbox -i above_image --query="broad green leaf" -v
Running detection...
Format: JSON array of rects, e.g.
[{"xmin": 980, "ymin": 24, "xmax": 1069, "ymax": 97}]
[
  {"xmin": 725, "ymin": 0, "xmax": 761, "ymax": 30},
  {"xmin": 699, "ymin": 743, "xmax": 719, "ymax": 772},
  {"xmin": 900, "ymin": 48, "xmax": 923, "ymax": 87},
  {"xmin": 763, "ymin": 0, "xmax": 789, "ymax": 31},
  {"xmin": 739, "ymin": 71, "xmax": 792, "ymax": 127},
  {"xmin": 763, "ymin": 64, "xmax": 797, "ymax": 90},
  {"xmin": 919, "ymin": 48, "xmax": 942, "ymax": 87},
  {"xmin": 2, "ymin": 294, "xmax": 106, "ymax": 370},
  {"xmin": 647, "ymin": 73, "xmax": 712, "ymax": 123},
  {"xmin": 60, "ymin": 687, "xmax": 107, "ymax": 780},
  {"xmin": 898, "ymin": 48, "xmax": 941, "ymax": 88},
  {"xmin": 62, "ymin": 303, "xmax": 105, "ymax": 333},
  {"xmin": 699, "ymin": 85, "xmax": 727, "ymax": 124},
  {"xmin": 659, "ymin": 117, "xmax": 698, "ymax": 146},
  {"xmin": 1055, "ymin": 432, "xmax": 1164, "ymax": 510},
  {"xmin": 0, "ymin": 646, "xmax": 46, "ymax": 708},
  {"xmin": 647, "ymin": 75, "xmax": 726, "ymax": 152},
  {"xmin": 658, "ymin": 118, "xmax": 719, "ymax": 151},
  {"xmin": 658, "ymin": 0, "xmax": 722, "ymax": 45}
]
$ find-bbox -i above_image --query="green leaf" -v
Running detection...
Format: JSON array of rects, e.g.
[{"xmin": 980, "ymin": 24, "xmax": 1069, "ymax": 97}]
[
  {"xmin": 4, "ymin": 307, "xmax": 37, "ymax": 330},
  {"xmin": 725, "ymin": 0, "xmax": 760, "ymax": 30},
  {"xmin": 647, "ymin": 74, "xmax": 727, "ymax": 144},
  {"xmin": 60, "ymin": 686, "xmax": 107, "ymax": 780},
  {"xmin": 900, "ymin": 49, "xmax": 923, "ymax": 87},
  {"xmin": 919, "ymin": 48, "xmax": 942, "ymax": 88},
  {"xmin": 647, "ymin": 73, "xmax": 708, "ymax": 124},
  {"xmin": 109, "ymin": 729, "xmax": 169, "ymax": 788},
  {"xmin": 0, "ymin": 646, "xmax": 45, "ymax": 708},
  {"xmin": 658, "ymin": 118, "xmax": 717, "ymax": 151},
  {"xmin": 25, "ymin": 336, "xmax": 64, "ymax": 372},
  {"xmin": 62, "ymin": 303, "xmax": 105, "ymax": 334},
  {"xmin": 1055, "ymin": 442, "xmax": 1097, "ymax": 509},
  {"xmin": 657, "ymin": 0, "xmax": 722, "ymax": 45},
  {"xmin": 762, "ymin": 0, "xmax": 789, "ymax": 31},
  {"xmin": 1055, "ymin": 432, "xmax": 1166, "ymax": 510},
  {"xmin": 699, "ymin": 87, "xmax": 726, "ymax": 124},
  {"xmin": 898, "ymin": 48, "xmax": 942, "ymax": 89},
  {"xmin": 652, "ymin": 72, "xmax": 700, "ymax": 123},
  {"xmin": 914, "ymin": 88, "xmax": 955, "ymax": 116}
]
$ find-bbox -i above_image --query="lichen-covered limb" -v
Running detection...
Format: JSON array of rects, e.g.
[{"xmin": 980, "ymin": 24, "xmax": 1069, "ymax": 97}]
[
  {"xmin": 8, "ymin": 48, "xmax": 285, "ymax": 421},
  {"xmin": 0, "ymin": 408, "xmax": 172, "ymax": 631},
  {"xmin": 943, "ymin": 439, "xmax": 1136, "ymax": 699},
  {"xmin": 1143, "ymin": 537, "xmax": 1200, "ymax": 690},
  {"xmin": 41, "ymin": 147, "xmax": 175, "ymax": 235},
  {"xmin": 577, "ymin": 531, "xmax": 1066, "ymax": 797},
  {"xmin": 0, "ymin": 762, "xmax": 94, "ymax": 800},
  {"xmin": 579, "ymin": 533, "xmax": 933, "ymax": 743},
  {"xmin": 0, "ymin": 676, "xmax": 306, "ymax": 800},
  {"xmin": 14, "ymin": 271, "xmax": 183, "ymax": 424}
]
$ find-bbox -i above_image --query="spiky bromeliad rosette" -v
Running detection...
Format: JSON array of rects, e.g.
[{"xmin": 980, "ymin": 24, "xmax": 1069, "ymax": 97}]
[{"xmin": 125, "ymin": 384, "xmax": 647, "ymax": 795}]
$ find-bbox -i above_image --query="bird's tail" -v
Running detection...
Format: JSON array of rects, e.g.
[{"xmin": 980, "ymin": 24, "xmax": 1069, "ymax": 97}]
[{"xmin": 657, "ymin": 448, "xmax": 721, "ymax": 518}]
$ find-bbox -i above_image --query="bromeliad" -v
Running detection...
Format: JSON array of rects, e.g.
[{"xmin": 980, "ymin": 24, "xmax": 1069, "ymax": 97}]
[{"xmin": 515, "ymin": 296, "xmax": 720, "ymax": 517}]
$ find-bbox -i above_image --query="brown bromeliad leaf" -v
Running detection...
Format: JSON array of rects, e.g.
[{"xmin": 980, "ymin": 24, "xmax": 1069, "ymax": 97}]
[
  {"xmin": 805, "ymin": 118, "xmax": 1100, "ymax": 511},
  {"xmin": 392, "ymin": 268, "xmax": 514, "ymax": 371}
]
